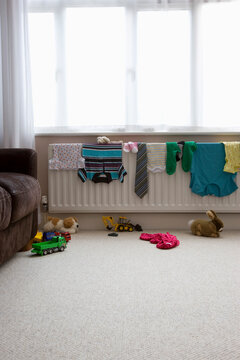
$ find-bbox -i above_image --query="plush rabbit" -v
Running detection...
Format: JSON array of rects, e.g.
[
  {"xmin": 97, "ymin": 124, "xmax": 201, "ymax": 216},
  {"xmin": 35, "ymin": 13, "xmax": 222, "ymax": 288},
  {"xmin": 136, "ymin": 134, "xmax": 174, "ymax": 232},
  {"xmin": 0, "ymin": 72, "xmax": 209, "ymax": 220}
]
[{"xmin": 189, "ymin": 210, "xmax": 224, "ymax": 238}]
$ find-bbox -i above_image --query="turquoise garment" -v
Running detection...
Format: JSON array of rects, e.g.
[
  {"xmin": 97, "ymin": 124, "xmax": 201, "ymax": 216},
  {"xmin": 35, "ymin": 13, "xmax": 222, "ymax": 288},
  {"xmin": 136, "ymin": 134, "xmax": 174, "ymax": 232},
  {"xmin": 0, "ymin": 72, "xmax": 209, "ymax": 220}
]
[{"xmin": 190, "ymin": 143, "xmax": 238, "ymax": 197}]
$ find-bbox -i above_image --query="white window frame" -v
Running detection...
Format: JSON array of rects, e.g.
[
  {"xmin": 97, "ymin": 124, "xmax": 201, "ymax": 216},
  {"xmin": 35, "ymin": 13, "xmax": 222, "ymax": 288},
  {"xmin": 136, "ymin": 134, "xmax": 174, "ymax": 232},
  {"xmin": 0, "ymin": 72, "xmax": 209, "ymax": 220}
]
[{"xmin": 28, "ymin": 0, "xmax": 240, "ymax": 135}]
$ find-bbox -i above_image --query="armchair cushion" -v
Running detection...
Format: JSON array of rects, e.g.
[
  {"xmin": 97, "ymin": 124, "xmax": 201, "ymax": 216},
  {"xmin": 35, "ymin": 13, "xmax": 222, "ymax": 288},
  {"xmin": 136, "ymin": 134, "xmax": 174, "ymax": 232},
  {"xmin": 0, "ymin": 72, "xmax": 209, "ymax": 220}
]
[
  {"xmin": 0, "ymin": 173, "xmax": 41, "ymax": 224},
  {"xmin": 0, "ymin": 148, "xmax": 37, "ymax": 178},
  {"xmin": 0, "ymin": 187, "xmax": 11, "ymax": 230}
]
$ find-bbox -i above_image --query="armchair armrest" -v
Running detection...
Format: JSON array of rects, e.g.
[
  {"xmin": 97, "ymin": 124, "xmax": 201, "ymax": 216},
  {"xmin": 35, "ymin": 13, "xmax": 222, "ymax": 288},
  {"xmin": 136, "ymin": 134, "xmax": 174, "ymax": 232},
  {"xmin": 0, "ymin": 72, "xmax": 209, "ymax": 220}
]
[{"xmin": 0, "ymin": 148, "xmax": 37, "ymax": 179}]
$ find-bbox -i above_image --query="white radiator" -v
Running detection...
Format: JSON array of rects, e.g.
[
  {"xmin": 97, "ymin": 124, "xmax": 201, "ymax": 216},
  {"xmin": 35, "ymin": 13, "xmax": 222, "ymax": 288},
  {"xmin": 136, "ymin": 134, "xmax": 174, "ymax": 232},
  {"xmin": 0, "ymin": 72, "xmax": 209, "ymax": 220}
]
[{"xmin": 48, "ymin": 145, "xmax": 240, "ymax": 213}]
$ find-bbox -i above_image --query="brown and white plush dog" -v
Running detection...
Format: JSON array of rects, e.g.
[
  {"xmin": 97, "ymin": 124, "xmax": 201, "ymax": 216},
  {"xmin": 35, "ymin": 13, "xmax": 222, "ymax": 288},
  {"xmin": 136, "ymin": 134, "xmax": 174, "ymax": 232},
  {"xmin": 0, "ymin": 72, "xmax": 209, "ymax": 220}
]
[{"xmin": 43, "ymin": 216, "xmax": 79, "ymax": 234}]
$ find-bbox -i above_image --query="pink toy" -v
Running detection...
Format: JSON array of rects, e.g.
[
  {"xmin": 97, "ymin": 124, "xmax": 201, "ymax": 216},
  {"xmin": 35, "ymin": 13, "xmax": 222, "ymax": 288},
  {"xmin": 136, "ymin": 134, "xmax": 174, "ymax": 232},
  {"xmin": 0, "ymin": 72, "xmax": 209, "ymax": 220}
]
[
  {"xmin": 140, "ymin": 232, "xmax": 180, "ymax": 249},
  {"xmin": 156, "ymin": 232, "xmax": 180, "ymax": 249},
  {"xmin": 150, "ymin": 236, "xmax": 162, "ymax": 244},
  {"xmin": 140, "ymin": 233, "xmax": 163, "ymax": 243},
  {"xmin": 140, "ymin": 233, "xmax": 156, "ymax": 241}
]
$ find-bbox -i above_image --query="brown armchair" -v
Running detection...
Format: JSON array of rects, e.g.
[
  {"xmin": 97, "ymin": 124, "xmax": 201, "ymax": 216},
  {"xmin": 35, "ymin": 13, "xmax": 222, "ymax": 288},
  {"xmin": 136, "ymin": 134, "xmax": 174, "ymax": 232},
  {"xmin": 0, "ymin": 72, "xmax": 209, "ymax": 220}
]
[{"xmin": 0, "ymin": 149, "xmax": 41, "ymax": 265}]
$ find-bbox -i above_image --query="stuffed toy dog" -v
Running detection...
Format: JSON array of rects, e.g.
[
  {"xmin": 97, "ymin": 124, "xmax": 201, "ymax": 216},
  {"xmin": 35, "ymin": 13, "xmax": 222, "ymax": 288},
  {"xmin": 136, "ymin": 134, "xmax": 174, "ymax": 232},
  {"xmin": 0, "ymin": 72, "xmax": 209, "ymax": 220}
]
[
  {"xmin": 43, "ymin": 216, "xmax": 79, "ymax": 234},
  {"xmin": 189, "ymin": 210, "xmax": 224, "ymax": 238}
]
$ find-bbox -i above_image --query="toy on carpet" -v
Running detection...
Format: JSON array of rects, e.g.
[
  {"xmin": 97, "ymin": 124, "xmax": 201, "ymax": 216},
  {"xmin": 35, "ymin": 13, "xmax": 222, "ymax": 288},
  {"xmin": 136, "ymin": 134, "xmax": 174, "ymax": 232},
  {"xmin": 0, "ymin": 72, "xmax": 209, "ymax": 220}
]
[
  {"xmin": 102, "ymin": 216, "xmax": 142, "ymax": 232},
  {"xmin": 43, "ymin": 216, "xmax": 79, "ymax": 234},
  {"xmin": 33, "ymin": 231, "xmax": 43, "ymax": 242},
  {"xmin": 140, "ymin": 232, "xmax": 180, "ymax": 249},
  {"xmin": 19, "ymin": 231, "xmax": 43, "ymax": 252},
  {"xmin": 43, "ymin": 231, "xmax": 71, "ymax": 242},
  {"xmin": 189, "ymin": 210, "xmax": 224, "ymax": 238},
  {"xmin": 43, "ymin": 232, "xmax": 55, "ymax": 241},
  {"xmin": 31, "ymin": 236, "xmax": 67, "ymax": 256},
  {"xmin": 54, "ymin": 231, "xmax": 71, "ymax": 242}
]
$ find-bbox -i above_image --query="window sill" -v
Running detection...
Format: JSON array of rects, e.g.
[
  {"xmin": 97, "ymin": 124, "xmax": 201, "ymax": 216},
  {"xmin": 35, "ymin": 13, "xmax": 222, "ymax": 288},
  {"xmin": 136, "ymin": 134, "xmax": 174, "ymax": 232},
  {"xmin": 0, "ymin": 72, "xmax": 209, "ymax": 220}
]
[{"xmin": 34, "ymin": 125, "xmax": 240, "ymax": 136}]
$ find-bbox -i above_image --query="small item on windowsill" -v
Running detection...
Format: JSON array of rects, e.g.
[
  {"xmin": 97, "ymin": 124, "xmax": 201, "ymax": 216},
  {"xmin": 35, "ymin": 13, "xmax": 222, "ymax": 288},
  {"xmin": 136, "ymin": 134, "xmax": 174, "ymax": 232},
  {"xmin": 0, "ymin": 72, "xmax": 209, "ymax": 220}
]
[
  {"xmin": 97, "ymin": 136, "xmax": 123, "ymax": 144},
  {"xmin": 108, "ymin": 232, "xmax": 118, "ymax": 237},
  {"xmin": 97, "ymin": 136, "xmax": 111, "ymax": 144}
]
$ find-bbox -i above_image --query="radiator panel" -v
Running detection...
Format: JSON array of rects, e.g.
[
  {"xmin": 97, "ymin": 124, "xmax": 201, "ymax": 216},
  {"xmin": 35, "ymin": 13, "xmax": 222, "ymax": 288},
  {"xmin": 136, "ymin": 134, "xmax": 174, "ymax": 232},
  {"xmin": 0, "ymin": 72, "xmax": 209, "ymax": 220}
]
[{"xmin": 48, "ymin": 145, "xmax": 240, "ymax": 213}]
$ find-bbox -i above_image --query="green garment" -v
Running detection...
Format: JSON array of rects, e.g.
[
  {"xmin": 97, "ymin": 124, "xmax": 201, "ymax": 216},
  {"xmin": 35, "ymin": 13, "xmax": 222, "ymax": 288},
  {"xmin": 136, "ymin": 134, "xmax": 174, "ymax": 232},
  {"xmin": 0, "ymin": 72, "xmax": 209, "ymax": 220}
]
[
  {"xmin": 166, "ymin": 141, "xmax": 197, "ymax": 175},
  {"xmin": 166, "ymin": 142, "xmax": 181, "ymax": 175},
  {"xmin": 182, "ymin": 141, "xmax": 197, "ymax": 172}
]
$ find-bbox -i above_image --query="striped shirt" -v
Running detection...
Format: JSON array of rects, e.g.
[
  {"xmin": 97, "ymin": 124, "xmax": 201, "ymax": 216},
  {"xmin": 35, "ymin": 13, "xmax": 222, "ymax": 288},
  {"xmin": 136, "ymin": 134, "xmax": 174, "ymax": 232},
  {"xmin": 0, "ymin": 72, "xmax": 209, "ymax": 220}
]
[
  {"xmin": 78, "ymin": 144, "xmax": 127, "ymax": 183},
  {"xmin": 147, "ymin": 143, "xmax": 166, "ymax": 173}
]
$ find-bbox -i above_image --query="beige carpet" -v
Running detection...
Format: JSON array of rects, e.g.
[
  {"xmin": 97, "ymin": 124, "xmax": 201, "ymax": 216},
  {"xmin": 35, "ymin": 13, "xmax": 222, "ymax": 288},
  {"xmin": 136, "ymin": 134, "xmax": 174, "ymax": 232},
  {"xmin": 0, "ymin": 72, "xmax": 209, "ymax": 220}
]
[{"xmin": 0, "ymin": 230, "xmax": 240, "ymax": 360}]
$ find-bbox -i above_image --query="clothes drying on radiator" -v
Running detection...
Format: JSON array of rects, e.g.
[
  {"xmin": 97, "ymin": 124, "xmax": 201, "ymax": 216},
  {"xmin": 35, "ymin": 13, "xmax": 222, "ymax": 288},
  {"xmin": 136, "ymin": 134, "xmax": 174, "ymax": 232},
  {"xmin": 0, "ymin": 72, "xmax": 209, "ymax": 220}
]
[
  {"xmin": 190, "ymin": 143, "xmax": 238, "ymax": 197},
  {"xmin": 123, "ymin": 142, "xmax": 138, "ymax": 153},
  {"xmin": 166, "ymin": 141, "xmax": 197, "ymax": 175},
  {"xmin": 78, "ymin": 143, "xmax": 127, "ymax": 183},
  {"xmin": 176, "ymin": 141, "xmax": 185, "ymax": 162},
  {"xmin": 223, "ymin": 142, "xmax": 240, "ymax": 174},
  {"xmin": 146, "ymin": 143, "xmax": 166, "ymax": 173},
  {"xmin": 49, "ymin": 143, "xmax": 85, "ymax": 170}
]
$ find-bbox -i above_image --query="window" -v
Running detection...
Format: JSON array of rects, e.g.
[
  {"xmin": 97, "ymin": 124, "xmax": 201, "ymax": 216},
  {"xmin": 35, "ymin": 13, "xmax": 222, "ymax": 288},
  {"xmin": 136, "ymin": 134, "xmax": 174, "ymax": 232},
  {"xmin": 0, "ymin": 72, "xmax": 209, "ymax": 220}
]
[
  {"xmin": 65, "ymin": 7, "xmax": 126, "ymax": 128},
  {"xmin": 202, "ymin": 0, "xmax": 240, "ymax": 128},
  {"xmin": 137, "ymin": 10, "xmax": 190, "ymax": 128},
  {"xmin": 28, "ymin": 0, "xmax": 240, "ymax": 132}
]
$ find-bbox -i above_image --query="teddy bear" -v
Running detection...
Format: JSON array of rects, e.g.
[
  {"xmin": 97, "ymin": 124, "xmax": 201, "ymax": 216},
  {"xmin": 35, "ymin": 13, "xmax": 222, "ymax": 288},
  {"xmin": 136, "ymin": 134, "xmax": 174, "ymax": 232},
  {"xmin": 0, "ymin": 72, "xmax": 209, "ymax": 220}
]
[
  {"xmin": 43, "ymin": 216, "xmax": 79, "ymax": 234},
  {"xmin": 189, "ymin": 210, "xmax": 224, "ymax": 238}
]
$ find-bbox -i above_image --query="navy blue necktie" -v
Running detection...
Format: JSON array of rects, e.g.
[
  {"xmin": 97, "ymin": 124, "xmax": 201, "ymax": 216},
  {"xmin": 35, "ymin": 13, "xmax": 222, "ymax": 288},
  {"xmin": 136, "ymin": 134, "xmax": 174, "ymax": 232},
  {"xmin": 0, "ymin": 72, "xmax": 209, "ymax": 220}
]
[{"xmin": 135, "ymin": 142, "xmax": 148, "ymax": 198}]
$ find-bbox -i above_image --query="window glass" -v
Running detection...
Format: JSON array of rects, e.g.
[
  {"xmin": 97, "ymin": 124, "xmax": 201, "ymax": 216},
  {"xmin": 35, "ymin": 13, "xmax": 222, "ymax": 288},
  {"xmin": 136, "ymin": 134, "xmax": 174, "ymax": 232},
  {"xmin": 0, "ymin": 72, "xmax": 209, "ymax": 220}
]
[
  {"xmin": 65, "ymin": 7, "xmax": 126, "ymax": 128},
  {"xmin": 137, "ymin": 10, "xmax": 191, "ymax": 128},
  {"xmin": 202, "ymin": 1, "xmax": 240, "ymax": 127}
]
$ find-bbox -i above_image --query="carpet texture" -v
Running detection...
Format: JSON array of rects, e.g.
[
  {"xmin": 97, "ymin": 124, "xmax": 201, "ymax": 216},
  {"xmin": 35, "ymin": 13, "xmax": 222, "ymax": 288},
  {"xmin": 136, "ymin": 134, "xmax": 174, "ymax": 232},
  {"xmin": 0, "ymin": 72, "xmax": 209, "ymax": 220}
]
[{"xmin": 0, "ymin": 230, "xmax": 240, "ymax": 360}]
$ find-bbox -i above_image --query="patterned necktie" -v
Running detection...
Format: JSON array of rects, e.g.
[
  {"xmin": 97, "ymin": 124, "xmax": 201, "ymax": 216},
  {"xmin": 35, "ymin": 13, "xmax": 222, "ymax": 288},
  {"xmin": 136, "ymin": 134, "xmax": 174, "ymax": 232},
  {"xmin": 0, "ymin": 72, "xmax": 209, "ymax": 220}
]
[{"xmin": 135, "ymin": 142, "xmax": 148, "ymax": 198}]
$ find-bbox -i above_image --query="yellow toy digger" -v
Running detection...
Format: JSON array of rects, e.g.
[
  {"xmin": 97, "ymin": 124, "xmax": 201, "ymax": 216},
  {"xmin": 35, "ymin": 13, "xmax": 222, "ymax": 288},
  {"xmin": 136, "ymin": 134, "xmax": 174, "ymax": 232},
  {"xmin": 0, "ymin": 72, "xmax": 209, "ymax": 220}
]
[{"xmin": 102, "ymin": 216, "xmax": 142, "ymax": 232}]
